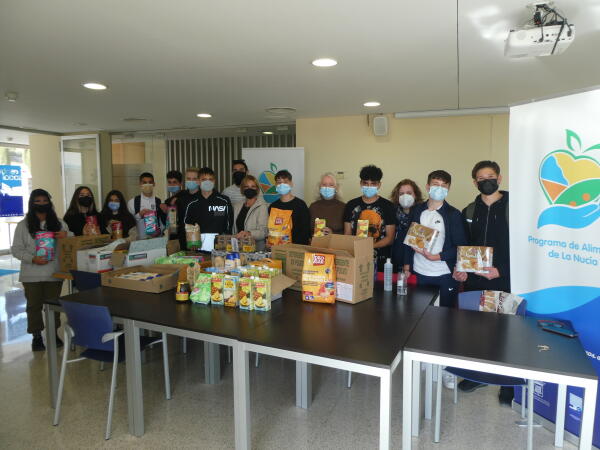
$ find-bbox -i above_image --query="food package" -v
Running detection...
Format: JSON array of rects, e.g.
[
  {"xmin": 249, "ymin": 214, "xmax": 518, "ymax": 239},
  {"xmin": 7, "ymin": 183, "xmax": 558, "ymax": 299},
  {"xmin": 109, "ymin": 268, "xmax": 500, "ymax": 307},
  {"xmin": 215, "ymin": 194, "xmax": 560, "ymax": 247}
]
[
  {"xmin": 356, "ymin": 219, "xmax": 369, "ymax": 238},
  {"xmin": 301, "ymin": 252, "xmax": 336, "ymax": 304},
  {"xmin": 35, "ymin": 231, "xmax": 56, "ymax": 261},
  {"xmin": 167, "ymin": 206, "xmax": 178, "ymax": 233},
  {"xmin": 190, "ymin": 273, "xmax": 212, "ymax": 305},
  {"xmin": 456, "ymin": 246, "xmax": 494, "ymax": 273},
  {"xmin": 403, "ymin": 222, "xmax": 439, "ymax": 252},
  {"xmin": 143, "ymin": 210, "xmax": 160, "ymax": 237},
  {"xmin": 116, "ymin": 271, "xmax": 162, "ymax": 280},
  {"xmin": 223, "ymin": 275, "xmax": 239, "ymax": 307},
  {"xmin": 313, "ymin": 218, "xmax": 326, "ymax": 237},
  {"xmin": 186, "ymin": 262, "xmax": 203, "ymax": 288},
  {"xmin": 85, "ymin": 215, "xmax": 101, "ymax": 235},
  {"xmin": 210, "ymin": 273, "xmax": 225, "ymax": 305},
  {"xmin": 238, "ymin": 277, "xmax": 253, "ymax": 310},
  {"xmin": 267, "ymin": 208, "xmax": 293, "ymax": 247},
  {"xmin": 240, "ymin": 236, "xmax": 256, "ymax": 253},
  {"xmin": 479, "ymin": 290, "xmax": 523, "ymax": 315},
  {"xmin": 111, "ymin": 221, "xmax": 123, "ymax": 240},
  {"xmin": 253, "ymin": 277, "xmax": 271, "ymax": 311},
  {"xmin": 185, "ymin": 224, "xmax": 201, "ymax": 249}
]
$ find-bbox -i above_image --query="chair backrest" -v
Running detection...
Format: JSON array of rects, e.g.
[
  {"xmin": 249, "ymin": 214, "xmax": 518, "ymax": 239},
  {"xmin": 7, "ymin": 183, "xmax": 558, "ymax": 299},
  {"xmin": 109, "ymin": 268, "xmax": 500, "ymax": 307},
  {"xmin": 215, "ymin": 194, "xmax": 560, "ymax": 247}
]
[
  {"xmin": 70, "ymin": 270, "xmax": 102, "ymax": 291},
  {"xmin": 458, "ymin": 290, "xmax": 527, "ymax": 316},
  {"xmin": 59, "ymin": 300, "xmax": 114, "ymax": 351}
]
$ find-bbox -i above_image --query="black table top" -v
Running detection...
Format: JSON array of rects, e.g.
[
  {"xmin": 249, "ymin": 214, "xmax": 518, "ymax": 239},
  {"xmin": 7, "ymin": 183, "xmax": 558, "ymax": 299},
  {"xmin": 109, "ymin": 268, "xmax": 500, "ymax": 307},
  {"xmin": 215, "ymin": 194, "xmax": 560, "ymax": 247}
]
[{"xmin": 405, "ymin": 307, "xmax": 597, "ymax": 380}]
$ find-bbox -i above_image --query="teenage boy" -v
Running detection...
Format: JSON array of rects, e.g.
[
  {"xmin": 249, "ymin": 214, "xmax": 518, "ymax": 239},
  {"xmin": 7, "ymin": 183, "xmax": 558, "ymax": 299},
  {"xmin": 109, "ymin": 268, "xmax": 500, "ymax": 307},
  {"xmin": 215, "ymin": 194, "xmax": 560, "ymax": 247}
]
[
  {"xmin": 343, "ymin": 165, "xmax": 396, "ymax": 271},
  {"xmin": 162, "ymin": 168, "xmax": 200, "ymax": 246},
  {"xmin": 222, "ymin": 159, "xmax": 248, "ymax": 205},
  {"xmin": 184, "ymin": 167, "xmax": 233, "ymax": 236},
  {"xmin": 268, "ymin": 170, "xmax": 311, "ymax": 245},
  {"xmin": 165, "ymin": 170, "xmax": 183, "ymax": 201},
  {"xmin": 403, "ymin": 170, "xmax": 466, "ymax": 307},
  {"xmin": 128, "ymin": 172, "xmax": 165, "ymax": 239},
  {"xmin": 454, "ymin": 161, "xmax": 512, "ymax": 403}
]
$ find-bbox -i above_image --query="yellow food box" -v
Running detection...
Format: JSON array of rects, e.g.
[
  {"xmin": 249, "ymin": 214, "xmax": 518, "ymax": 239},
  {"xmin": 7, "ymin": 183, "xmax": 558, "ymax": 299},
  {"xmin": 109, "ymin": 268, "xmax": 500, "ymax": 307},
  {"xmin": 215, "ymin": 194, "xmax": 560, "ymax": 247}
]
[
  {"xmin": 210, "ymin": 273, "xmax": 225, "ymax": 305},
  {"xmin": 253, "ymin": 277, "xmax": 271, "ymax": 311},
  {"xmin": 238, "ymin": 277, "xmax": 253, "ymax": 310},
  {"xmin": 223, "ymin": 275, "xmax": 239, "ymax": 307},
  {"xmin": 314, "ymin": 218, "xmax": 326, "ymax": 237},
  {"xmin": 301, "ymin": 252, "xmax": 336, "ymax": 304},
  {"xmin": 356, "ymin": 219, "xmax": 369, "ymax": 238}
]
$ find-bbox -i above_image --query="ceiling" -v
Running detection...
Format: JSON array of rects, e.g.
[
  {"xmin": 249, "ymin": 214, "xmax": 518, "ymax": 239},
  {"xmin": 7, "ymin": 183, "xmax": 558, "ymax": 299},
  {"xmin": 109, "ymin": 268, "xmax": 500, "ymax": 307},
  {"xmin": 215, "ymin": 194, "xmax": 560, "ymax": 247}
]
[{"xmin": 1, "ymin": 0, "xmax": 599, "ymax": 133}]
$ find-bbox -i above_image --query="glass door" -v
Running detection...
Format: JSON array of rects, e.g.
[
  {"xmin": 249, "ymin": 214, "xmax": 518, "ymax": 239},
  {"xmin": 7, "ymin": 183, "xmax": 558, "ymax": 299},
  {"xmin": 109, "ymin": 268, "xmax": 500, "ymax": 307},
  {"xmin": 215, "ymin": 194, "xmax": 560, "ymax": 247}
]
[{"xmin": 60, "ymin": 135, "xmax": 101, "ymax": 210}]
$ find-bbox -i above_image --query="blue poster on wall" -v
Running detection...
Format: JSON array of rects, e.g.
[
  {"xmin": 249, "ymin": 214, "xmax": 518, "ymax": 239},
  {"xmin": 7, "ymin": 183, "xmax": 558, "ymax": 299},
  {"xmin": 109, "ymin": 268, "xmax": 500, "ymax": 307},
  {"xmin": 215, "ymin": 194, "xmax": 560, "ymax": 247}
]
[{"xmin": 0, "ymin": 165, "xmax": 24, "ymax": 217}]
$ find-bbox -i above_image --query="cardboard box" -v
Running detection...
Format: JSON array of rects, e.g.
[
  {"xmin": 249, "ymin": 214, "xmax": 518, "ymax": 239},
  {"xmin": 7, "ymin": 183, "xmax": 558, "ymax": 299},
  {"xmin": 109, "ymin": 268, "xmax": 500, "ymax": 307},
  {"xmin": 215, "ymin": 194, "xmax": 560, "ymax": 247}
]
[
  {"xmin": 167, "ymin": 239, "xmax": 180, "ymax": 255},
  {"xmin": 80, "ymin": 239, "xmax": 128, "ymax": 273},
  {"xmin": 101, "ymin": 264, "xmax": 185, "ymax": 293},
  {"xmin": 58, "ymin": 234, "xmax": 111, "ymax": 273},
  {"xmin": 271, "ymin": 235, "xmax": 374, "ymax": 304},
  {"xmin": 111, "ymin": 237, "xmax": 167, "ymax": 268}
]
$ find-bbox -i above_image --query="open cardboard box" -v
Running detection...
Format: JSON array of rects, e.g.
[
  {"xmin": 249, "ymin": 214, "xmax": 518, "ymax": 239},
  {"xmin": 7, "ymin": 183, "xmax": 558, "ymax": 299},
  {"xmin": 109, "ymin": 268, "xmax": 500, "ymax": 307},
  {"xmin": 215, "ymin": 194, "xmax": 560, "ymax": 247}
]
[
  {"xmin": 58, "ymin": 234, "xmax": 112, "ymax": 273},
  {"xmin": 271, "ymin": 234, "xmax": 374, "ymax": 304},
  {"xmin": 101, "ymin": 264, "xmax": 187, "ymax": 293},
  {"xmin": 111, "ymin": 237, "xmax": 167, "ymax": 269}
]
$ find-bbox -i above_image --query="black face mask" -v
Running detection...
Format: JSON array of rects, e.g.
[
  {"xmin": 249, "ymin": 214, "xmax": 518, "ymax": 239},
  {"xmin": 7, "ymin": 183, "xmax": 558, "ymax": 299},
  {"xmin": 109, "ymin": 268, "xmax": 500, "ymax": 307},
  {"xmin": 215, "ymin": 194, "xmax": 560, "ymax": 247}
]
[
  {"xmin": 477, "ymin": 178, "xmax": 499, "ymax": 195},
  {"xmin": 232, "ymin": 171, "xmax": 246, "ymax": 186},
  {"xmin": 33, "ymin": 203, "xmax": 52, "ymax": 214},
  {"xmin": 243, "ymin": 188, "xmax": 258, "ymax": 199},
  {"xmin": 78, "ymin": 196, "xmax": 93, "ymax": 207}
]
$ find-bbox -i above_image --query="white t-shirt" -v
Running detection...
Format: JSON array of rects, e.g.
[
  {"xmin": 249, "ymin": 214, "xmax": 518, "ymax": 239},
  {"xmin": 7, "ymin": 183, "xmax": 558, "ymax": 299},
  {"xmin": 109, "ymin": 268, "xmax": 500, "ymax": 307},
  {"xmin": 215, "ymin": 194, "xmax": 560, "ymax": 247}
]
[
  {"xmin": 413, "ymin": 206, "xmax": 450, "ymax": 276},
  {"xmin": 222, "ymin": 184, "xmax": 245, "ymax": 206},
  {"xmin": 127, "ymin": 194, "xmax": 159, "ymax": 239}
]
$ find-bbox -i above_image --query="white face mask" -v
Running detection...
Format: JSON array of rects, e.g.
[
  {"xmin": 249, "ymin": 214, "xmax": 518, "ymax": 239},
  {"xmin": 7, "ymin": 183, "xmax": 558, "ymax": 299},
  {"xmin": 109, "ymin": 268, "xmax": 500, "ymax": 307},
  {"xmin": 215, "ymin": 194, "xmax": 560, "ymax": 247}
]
[{"xmin": 399, "ymin": 193, "xmax": 415, "ymax": 208}]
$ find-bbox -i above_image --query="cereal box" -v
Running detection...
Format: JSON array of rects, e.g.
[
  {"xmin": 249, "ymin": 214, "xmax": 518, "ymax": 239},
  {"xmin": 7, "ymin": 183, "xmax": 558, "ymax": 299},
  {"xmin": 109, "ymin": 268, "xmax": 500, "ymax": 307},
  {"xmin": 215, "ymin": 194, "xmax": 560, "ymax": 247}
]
[
  {"xmin": 238, "ymin": 277, "xmax": 254, "ymax": 310},
  {"xmin": 210, "ymin": 273, "xmax": 225, "ymax": 305},
  {"xmin": 190, "ymin": 273, "xmax": 211, "ymax": 305},
  {"xmin": 253, "ymin": 277, "xmax": 271, "ymax": 311},
  {"xmin": 313, "ymin": 218, "xmax": 326, "ymax": 237},
  {"xmin": 223, "ymin": 275, "xmax": 239, "ymax": 307},
  {"xmin": 267, "ymin": 208, "xmax": 293, "ymax": 247},
  {"xmin": 403, "ymin": 222, "xmax": 439, "ymax": 252},
  {"xmin": 456, "ymin": 246, "xmax": 494, "ymax": 273},
  {"xmin": 301, "ymin": 252, "xmax": 336, "ymax": 304},
  {"xmin": 356, "ymin": 219, "xmax": 369, "ymax": 238}
]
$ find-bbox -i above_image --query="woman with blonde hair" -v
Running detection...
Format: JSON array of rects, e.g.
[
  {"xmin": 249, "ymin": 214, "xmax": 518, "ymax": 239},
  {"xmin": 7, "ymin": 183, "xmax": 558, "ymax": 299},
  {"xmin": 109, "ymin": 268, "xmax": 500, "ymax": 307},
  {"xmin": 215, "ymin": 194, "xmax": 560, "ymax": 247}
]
[
  {"xmin": 232, "ymin": 175, "xmax": 269, "ymax": 250},
  {"xmin": 390, "ymin": 179, "xmax": 423, "ymax": 270},
  {"xmin": 308, "ymin": 172, "xmax": 346, "ymax": 235}
]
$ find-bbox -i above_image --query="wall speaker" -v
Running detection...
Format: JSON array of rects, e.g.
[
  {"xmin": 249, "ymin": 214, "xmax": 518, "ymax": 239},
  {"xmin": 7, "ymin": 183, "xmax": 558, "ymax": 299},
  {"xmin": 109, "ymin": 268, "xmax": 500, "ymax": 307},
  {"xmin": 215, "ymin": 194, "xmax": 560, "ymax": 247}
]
[{"xmin": 372, "ymin": 116, "xmax": 388, "ymax": 136}]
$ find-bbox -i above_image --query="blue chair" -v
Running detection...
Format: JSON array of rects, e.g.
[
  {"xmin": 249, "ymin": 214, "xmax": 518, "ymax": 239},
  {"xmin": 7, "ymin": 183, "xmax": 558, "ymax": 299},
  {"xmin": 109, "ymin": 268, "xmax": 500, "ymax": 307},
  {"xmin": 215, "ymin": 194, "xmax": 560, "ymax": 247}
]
[
  {"xmin": 432, "ymin": 291, "xmax": 531, "ymax": 445},
  {"xmin": 53, "ymin": 301, "xmax": 171, "ymax": 440},
  {"xmin": 70, "ymin": 270, "xmax": 102, "ymax": 291}
]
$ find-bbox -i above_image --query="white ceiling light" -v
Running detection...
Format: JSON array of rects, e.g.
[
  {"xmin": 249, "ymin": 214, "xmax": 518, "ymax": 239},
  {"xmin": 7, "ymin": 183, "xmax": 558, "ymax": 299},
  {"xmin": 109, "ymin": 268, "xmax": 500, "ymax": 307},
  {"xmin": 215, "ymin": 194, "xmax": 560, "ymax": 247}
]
[
  {"xmin": 5, "ymin": 91, "xmax": 18, "ymax": 102},
  {"xmin": 82, "ymin": 82, "xmax": 107, "ymax": 90},
  {"xmin": 262, "ymin": 131, "xmax": 274, "ymax": 135},
  {"xmin": 196, "ymin": 113, "xmax": 212, "ymax": 118},
  {"xmin": 363, "ymin": 101, "xmax": 381, "ymax": 107},
  {"xmin": 265, "ymin": 107, "xmax": 296, "ymax": 114},
  {"xmin": 312, "ymin": 58, "xmax": 337, "ymax": 67}
]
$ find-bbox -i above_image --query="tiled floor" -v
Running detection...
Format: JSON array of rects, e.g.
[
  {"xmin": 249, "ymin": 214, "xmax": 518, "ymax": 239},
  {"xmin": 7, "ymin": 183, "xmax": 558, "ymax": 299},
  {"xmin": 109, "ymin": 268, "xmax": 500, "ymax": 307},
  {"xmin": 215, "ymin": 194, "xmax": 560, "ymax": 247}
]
[{"xmin": 0, "ymin": 255, "xmax": 577, "ymax": 449}]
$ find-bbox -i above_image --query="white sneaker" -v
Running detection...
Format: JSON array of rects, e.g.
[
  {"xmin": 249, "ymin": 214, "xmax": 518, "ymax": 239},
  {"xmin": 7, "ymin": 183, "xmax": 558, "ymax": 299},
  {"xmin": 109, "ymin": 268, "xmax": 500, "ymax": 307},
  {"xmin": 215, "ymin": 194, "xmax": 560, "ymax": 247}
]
[{"xmin": 442, "ymin": 371, "xmax": 456, "ymax": 390}]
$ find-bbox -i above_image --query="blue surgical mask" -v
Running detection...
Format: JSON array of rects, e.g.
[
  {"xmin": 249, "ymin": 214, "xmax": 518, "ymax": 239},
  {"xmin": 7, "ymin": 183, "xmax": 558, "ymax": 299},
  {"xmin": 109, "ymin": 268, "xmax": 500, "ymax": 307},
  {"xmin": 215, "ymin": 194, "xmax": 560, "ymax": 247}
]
[
  {"xmin": 167, "ymin": 185, "xmax": 181, "ymax": 193},
  {"xmin": 276, "ymin": 183, "xmax": 291, "ymax": 195},
  {"xmin": 200, "ymin": 180, "xmax": 214, "ymax": 192},
  {"xmin": 185, "ymin": 180, "xmax": 199, "ymax": 191},
  {"xmin": 108, "ymin": 201, "xmax": 120, "ymax": 211},
  {"xmin": 361, "ymin": 186, "xmax": 378, "ymax": 198},
  {"xmin": 320, "ymin": 186, "xmax": 336, "ymax": 200},
  {"xmin": 429, "ymin": 185, "xmax": 448, "ymax": 201}
]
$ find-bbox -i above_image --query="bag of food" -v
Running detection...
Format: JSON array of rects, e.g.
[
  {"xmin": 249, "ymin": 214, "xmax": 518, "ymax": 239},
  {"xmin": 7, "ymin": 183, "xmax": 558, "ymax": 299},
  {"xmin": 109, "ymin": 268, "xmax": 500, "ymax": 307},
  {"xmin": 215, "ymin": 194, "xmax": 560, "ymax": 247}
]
[
  {"xmin": 403, "ymin": 222, "xmax": 439, "ymax": 252},
  {"xmin": 238, "ymin": 277, "xmax": 253, "ymax": 310},
  {"xmin": 35, "ymin": 231, "xmax": 56, "ymax": 261},
  {"xmin": 267, "ymin": 208, "xmax": 293, "ymax": 247},
  {"xmin": 185, "ymin": 223, "xmax": 201, "ymax": 249},
  {"xmin": 143, "ymin": 210, "xmax": 160, "ymax": 237},
  {"xmin": 210, "ymin": 273, "xmax": 225, "ymax": 305},
  {"xmin": 479, "ymin": 290, "xmax": 523, "ymax": 315},
  {"xmin": 167, "ymin": 206, "xmax": 178, "ymax": 233},
  {"xmin": 240, "ymin": 236, "xmax": 256, "ymax": 253},
  {"xmin": 301, "ymin": 252, "xmax": 336, "ymax": 304},
  {"xmin": 253, "ymin": 277, "xmax": 271, "ymax": 311},
  {"xmin": 110, "ymin": 221, "xmax": 123, "ymax": 240},
  {"xmin": 190, "ymin": 273, "xmax": 212, "ymax": 305},
  {"xmin": 223, "ymin": 275, "xmax": 239, "ymax": 307},
  {"xmin": 456, "ymin": 246, "xmax": 494, "ymax": 273},
  {"xmin": 85, "ymin": 215, "xmax": 100, "ymax": 235},
  {"xmin": 356, "ymin": 219, "xmax": 369, "ymax": 238},
  {"xmin": 314, "ymin": 218, "xmax": 326, "ymax": 237}
]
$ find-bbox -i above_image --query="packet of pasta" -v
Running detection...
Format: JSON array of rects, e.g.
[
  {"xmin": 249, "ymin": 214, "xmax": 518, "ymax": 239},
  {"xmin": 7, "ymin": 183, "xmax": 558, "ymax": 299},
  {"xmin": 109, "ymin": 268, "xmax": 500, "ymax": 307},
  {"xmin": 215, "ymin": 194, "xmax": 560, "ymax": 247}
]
[
  {"xmin": 238, "ymin": 277, "xmax": 253, "ymax": 310},
  {"xmin": 210, "ymin": 273, "xmax": 225, "ymax": 305},
  {"xmin": 456, "ymin": 246, "xmax": 494, "ymax": 273},
  {"xmin": 185, "ymin": 224, "xmax": 201, "ymax": 249},
  {"xmin": 190, "ymin": 273, "xmax": 211, "ymax": 305},
  {"xmin": 356, "ymin": 219, "xmax": 369, "ymax": 238},
  {"xmin": 223, "ymin": 275, "xmax": 239, "ymax": 307},
  {"xmin": 313, "ymin": 218, "xmax": 326, "ymax": 237},
  {"xmin": 267, "ymin": 208, "xmax": 293, "ymax": 247},
  {"xmin": 301, "ymin": 252, "xmax": 336, "ymax": 304},
  {"xmin": 403, "ymin": 222, "xmax": 439, "ymax": 252}
]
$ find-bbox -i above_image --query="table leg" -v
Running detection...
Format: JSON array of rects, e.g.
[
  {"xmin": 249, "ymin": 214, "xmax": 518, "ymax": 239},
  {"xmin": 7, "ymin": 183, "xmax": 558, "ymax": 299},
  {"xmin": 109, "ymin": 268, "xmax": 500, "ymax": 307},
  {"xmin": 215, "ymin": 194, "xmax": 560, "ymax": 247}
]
[
  {"xmin": 579, "ymin": 380, "xmax": 598, "ymax": 450},
  {"xmin": 555, "ymin": 383, "xmax": 566, "ymax": 447},
  {"xmin": 527, "ymin": 379, "xmax": 534, "ymax": 450},
  {"xmin": 295, "ymin": 361, "xmax": 312, "ymax": 409},
  {"xmin": 204, "ymin": 342, "xmax": 220, "ymax": 384},
  {"xmin": 233, "ymin": 343, "xmax": 250, "ymax": 450},
  {"xmin": 124, "ymin": 319, "xmax": 144, "ymax": 436},
  {"xmin": 44, "ymin": 304, "xmax": 58, "ymax": 409},
  {"xmin": 434, "ymin": 364, "xmax": 442, "ymax": 443},
  {"xmin": 411, "ymin": 361, "xmax": 421, "ymax": 437},
  {"xmin": 402, "ymin": 354, "xmax": 413, "ymax": 450},
  {"xmin": 424, "ymin": 363, "xmax": 432, "ymax": 420},
  {"xmin": 379, "ymin": 370, "xmax": 391, "ymax": 450}
]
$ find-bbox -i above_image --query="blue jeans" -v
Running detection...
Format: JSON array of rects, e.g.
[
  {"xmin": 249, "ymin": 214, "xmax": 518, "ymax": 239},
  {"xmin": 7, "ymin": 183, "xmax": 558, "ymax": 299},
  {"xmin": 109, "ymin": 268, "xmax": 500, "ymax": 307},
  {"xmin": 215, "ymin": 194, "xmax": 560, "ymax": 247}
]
[{"xmin": 415, "ymin": 272, "xmax": 458, "ymax": 307}]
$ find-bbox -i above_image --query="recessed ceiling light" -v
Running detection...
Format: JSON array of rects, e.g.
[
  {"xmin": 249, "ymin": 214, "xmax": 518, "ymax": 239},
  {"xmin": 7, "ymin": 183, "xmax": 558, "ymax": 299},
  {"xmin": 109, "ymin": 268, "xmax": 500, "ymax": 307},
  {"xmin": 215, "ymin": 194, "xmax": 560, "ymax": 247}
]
[
  {"xmin": 312, "ymin": 58, "xmax": 337, "ymax": 67},
  {"xmin": 262, "ymin": 131, "xmax": 274, "ymax": 135},
  {"xmin": 123, "ymin": 117, "xmax": 149, "ymax": 122},
  {"xmin": 196, "ymin": 113, "xmax": 212, "ymax": 118},
  {"xmin": 363, "ymin": 101, "xmax": 381, "ymax": 107},
  {"xmin": 265, "ymin": 107, "xmax": 297, "ymax": 114},
  {"xmin": 82, "ymin": 82, "xmax": 107, "ymax": 90}
]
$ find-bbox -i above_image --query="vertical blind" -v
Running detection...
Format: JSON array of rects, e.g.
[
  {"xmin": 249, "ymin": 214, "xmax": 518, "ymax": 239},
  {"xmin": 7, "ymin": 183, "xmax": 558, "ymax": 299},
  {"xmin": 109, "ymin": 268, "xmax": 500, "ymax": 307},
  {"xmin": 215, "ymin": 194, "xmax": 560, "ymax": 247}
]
[{"xmin": 167, "ymin": 133, "xmax": 296, "ymax": 191}]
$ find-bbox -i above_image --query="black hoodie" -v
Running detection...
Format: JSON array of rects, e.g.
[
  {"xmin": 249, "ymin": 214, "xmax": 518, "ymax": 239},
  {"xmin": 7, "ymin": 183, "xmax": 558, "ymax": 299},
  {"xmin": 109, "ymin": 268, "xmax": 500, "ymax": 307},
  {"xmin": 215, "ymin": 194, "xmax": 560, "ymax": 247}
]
[{"xmin": 462, "ymin": 191, "xmax": 510, "ymax": 292}]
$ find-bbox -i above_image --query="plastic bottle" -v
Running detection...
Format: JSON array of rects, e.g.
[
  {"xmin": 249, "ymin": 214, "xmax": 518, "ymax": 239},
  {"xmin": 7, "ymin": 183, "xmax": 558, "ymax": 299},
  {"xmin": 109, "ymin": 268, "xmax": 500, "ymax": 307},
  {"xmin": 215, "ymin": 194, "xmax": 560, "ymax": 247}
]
[
  {"xmin": 397, "ymin": 271, "xmax": 407, "ymax": 296},
  {"xmin": 383, "ymin": 258, "xmax": 393, "ymax": 291}
]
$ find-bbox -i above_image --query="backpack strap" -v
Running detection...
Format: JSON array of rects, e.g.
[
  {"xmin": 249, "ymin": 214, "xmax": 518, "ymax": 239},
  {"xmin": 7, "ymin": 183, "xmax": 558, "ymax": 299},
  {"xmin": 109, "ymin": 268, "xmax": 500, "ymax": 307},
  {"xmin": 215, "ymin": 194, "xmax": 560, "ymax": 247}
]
[
  {"xmin": 134, "ymin": 195, "xmax": 141, "ymax": 215},
  {"xmin": 464, "ymin": 201, "xmax": 475, "ymax": 234}
]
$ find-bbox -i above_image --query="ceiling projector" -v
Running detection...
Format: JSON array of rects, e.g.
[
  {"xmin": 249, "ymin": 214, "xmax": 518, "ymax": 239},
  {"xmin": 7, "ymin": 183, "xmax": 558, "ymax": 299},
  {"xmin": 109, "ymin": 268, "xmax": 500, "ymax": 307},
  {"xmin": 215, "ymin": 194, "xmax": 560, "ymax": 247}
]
[{"xmin": 505, "ymin": 2, "xmax": 575, "ymax": 58}]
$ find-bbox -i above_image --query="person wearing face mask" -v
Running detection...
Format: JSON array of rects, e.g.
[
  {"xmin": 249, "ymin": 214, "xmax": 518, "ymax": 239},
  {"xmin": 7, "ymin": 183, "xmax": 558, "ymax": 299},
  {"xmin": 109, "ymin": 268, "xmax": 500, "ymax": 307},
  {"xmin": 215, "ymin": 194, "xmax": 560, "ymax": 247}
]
[
  {"xmin": 100, "ymin": 190, "xmax": 137, "ymax": 239},
  {"xmin": 343, "ymin": 165, "xmax": 396, "ymax": 271},
  {"xmin": 162, "ymin": 168, "xmax": 200, "ymax": 247},
  {"xmin": 184, "ymin": 167, "xmax": 233, "ymax": 235},
  {"xmin": 127, "ymin": 172, "xmax": 166, "ymax": 239},
  {"xmin": 63, "ymin": 186, "xmax": 105, "ymax": 236},
  {"xmin": 267, "ymin": 169, "xmax": 311, "ymax": 245},
  {"xmin": 390, "ymin": 179, "xmax": 424, "ymax": 271},
  {"xmin": 11, "ymin": 189, "xmax": 71, "ymax": 351},
  {"xmin": 308, "ymin": 172, "xmax": 346, "ymax": 235},
  {"xmin": 222, "ymin": 159, "xmax": 248, "ymax": 205},
  {"xmin": 232, "ymin": 175, "xmax": 269, "ymax": 250},
  {"xmin": 403, "ymin": 170, "xmax": 467, "ymax": 308}
]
